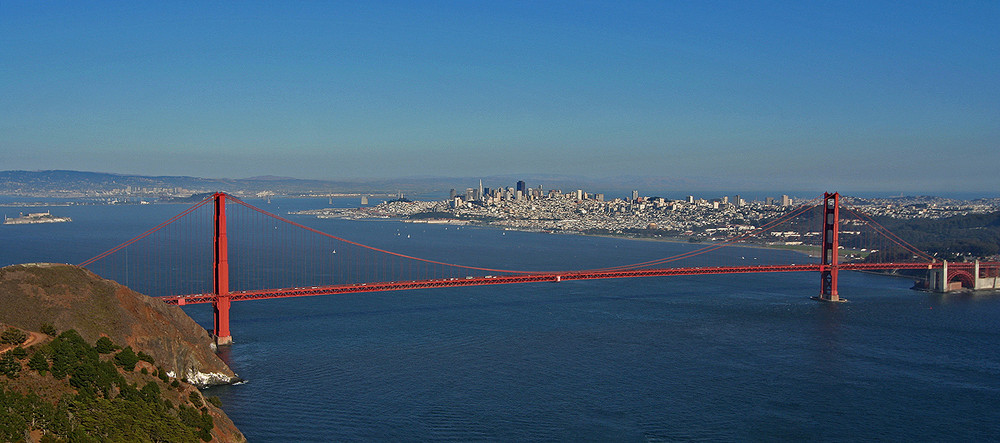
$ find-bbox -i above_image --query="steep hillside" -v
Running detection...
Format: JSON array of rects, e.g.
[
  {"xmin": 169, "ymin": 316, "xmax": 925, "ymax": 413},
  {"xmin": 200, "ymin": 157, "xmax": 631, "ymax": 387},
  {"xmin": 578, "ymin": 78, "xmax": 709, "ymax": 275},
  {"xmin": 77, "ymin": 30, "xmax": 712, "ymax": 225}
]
[
  {"xmin": 0, "ymin": 326, "xmax": 244, "ymax": 442},
  {"xmin": 0, "ymin": 263, "xmax": 238, "ymax": 386}
]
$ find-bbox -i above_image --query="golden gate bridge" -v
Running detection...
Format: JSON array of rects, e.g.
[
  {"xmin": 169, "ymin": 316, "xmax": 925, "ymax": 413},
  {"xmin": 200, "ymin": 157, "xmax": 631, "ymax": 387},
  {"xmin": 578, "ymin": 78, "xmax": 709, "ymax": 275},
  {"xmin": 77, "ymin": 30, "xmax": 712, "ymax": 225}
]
[{"xmin": 79, "ymin": 192, "xmax": 1000, "ymax": 346}]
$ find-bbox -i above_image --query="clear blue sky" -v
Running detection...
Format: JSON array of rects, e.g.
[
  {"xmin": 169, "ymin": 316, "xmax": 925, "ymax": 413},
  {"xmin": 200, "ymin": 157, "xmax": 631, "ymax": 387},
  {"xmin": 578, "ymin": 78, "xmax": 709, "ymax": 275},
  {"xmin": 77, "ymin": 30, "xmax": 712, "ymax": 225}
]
[{"xmin": 1, "ymin": 1, "xmax": 997, "ymax": 194}]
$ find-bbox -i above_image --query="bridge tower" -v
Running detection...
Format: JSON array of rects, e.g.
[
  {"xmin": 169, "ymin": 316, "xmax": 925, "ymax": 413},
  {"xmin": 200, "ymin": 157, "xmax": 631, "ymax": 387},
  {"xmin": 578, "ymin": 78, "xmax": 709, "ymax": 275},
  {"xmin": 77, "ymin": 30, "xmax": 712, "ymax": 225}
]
[
  {"xmin": 213, "ymin": 193, "xmax": 233, "ymax": 345},
  {"xmin": 817, "ymin": 192, "xmax": 844, "ymax": 302}
]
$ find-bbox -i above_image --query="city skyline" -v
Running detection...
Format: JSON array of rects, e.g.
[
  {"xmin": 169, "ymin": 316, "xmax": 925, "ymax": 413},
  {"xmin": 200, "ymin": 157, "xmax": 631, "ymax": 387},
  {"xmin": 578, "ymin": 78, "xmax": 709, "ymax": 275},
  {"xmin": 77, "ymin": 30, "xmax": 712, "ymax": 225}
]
[{"xmin": 1, "ymin": 2, "xmax": 997, "ymax": 194}]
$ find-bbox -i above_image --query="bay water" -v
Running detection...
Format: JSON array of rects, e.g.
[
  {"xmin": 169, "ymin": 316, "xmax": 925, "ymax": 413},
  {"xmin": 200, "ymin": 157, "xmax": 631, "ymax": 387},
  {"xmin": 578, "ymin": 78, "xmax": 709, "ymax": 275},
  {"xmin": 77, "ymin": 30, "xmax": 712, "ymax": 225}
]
[{"xmin": 2, "ymin": 197, "xmax": 999, "ymax": 441}]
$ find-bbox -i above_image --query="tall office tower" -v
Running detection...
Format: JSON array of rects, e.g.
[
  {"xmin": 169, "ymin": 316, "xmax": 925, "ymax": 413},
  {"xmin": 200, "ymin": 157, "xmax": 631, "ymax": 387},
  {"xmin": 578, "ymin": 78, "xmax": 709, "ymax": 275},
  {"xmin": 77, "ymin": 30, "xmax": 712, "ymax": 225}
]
[
  {"xmin": 516, "ymin": 180, "xmax": 526, "ymax": 195},
  {"xmin": 687, "ymin": 195, "xmax": 695, "ymax": 204},
  {"xmin": 632, "ymin": 190, "xmax": 639, "ymax": 202},
  {"xmin": 782, "ymin": 195, "xmax": 791, "ymax": 206},
  {"xmin": 479, "ymin": 179, "xmax": 484, "ymax": 201},
  {"xmin": 575, "ymin": 189, "xmax": 583, "ymax": 200},
  {"xmin": 766, "ymin": 197, "xmax": 775, "ymax": 205},
  {"xmin": 733, "ymin": 195, "xmax": 743, "ymax": 207},
  {"xmin": 449, "ymin": 189, "xmax": 457, "ymax": 199},
  {"xmin": 722, "ymin": 196, "xmax": 729, "ymax": 205}
]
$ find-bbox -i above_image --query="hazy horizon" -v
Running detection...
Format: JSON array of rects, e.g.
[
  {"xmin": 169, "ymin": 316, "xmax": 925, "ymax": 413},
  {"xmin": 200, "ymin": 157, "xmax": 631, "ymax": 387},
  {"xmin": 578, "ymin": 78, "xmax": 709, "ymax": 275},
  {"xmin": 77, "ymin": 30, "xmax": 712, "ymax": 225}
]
[{"xmin": 3, "ymin": 169, "xmax": 999, "ymax": 201}]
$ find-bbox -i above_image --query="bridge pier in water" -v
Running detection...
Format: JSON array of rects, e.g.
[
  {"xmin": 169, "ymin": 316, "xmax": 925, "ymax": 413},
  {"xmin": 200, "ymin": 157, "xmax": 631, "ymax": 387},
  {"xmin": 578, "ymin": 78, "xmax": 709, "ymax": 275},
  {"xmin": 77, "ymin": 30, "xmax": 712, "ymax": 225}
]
[
  {"xmin": 213, "ymin": 193, "xmax": 233, "ymax": 346},
  {"xmin": 815, "ymin": 192, "xmax": 846, "ymax": 302},
  {"xmin": 213, "ymin": 296, "xmax": 232, "ymax": 346}
]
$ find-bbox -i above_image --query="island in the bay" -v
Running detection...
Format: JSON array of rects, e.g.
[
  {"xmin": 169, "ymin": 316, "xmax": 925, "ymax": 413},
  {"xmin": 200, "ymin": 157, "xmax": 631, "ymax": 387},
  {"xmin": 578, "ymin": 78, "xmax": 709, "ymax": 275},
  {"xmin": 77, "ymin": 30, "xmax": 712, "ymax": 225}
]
[{"xmin": 3, "ymin": 211, "xmax": 72, "ymax": 225}]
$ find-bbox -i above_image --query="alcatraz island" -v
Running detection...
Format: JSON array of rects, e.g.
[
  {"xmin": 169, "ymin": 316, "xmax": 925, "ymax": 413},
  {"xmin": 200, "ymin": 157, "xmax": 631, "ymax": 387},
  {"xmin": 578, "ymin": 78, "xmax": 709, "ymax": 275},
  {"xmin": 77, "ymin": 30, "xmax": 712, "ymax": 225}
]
[{"xmin": 3, "ymin": 211, "xmax": 72, "ymax": 225}]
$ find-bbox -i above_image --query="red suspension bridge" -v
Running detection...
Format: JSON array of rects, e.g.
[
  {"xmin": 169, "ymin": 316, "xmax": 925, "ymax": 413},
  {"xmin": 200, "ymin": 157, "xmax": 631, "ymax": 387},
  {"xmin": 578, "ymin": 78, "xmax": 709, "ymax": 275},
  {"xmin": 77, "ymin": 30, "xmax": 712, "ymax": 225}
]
[{"xmin": 80, "ymin": 192, "xmax": 1000, "ymax": 346}]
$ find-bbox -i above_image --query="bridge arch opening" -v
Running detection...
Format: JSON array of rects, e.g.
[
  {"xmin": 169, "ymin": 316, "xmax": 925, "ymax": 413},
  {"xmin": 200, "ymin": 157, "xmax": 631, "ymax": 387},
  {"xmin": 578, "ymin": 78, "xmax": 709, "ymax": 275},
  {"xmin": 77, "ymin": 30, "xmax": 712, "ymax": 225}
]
[{"xmin": 948, "ymin": 270, "xmax": 975, "ymax": 289}]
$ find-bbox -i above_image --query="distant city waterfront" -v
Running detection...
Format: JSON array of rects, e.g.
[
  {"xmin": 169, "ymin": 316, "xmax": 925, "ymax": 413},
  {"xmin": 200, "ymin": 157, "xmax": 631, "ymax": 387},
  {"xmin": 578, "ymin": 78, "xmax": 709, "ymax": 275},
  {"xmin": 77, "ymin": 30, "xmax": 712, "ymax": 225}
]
[{"xmin": 293, "ymin": 180, "xmax": 1000, "ymax": 262}]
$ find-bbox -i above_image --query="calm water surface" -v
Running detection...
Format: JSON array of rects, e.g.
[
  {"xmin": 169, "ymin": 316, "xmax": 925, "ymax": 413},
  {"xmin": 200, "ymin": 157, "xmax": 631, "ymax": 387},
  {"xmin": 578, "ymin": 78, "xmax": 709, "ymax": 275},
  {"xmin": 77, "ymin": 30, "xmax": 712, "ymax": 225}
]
[{"xmin": 3, "ymin": 198, "xmax": 999, "ymax": 441}]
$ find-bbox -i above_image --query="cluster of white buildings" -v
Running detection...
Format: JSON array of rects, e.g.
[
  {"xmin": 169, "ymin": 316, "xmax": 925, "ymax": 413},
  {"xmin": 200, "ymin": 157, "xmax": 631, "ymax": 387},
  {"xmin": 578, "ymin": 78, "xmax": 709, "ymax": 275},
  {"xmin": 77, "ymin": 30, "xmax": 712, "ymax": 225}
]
[
  {"xmin": 296, "ymin": 182, "xmax": 999, "ymax": 251},
  {"xmin": 304, "ymin": 180, "xmax": 802, "ymax": 238}
]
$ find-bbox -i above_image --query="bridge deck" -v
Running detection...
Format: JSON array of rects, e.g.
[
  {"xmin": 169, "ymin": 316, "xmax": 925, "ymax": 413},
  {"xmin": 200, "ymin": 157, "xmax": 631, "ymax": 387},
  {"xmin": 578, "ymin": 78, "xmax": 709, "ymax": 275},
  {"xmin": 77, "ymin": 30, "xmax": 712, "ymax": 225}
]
[{"xmin": 161, "ymin": 262, "xmax": 955, "ymax": 305}]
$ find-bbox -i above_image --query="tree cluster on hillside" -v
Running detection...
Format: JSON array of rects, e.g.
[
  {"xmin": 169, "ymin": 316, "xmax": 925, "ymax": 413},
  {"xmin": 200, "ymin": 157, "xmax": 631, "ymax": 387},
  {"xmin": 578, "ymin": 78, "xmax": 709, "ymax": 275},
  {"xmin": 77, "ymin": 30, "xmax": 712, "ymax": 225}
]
[
  {"xmin": 1, "ymin": 327, "xmax": 27, "ymax": 345},
  {"xmin": 0, "ymin": 329, "xmax": 221, "ymax": 442},
  {"xmin": 874, "ymin": 212, "xmax": 1000, "ymax": 259}
]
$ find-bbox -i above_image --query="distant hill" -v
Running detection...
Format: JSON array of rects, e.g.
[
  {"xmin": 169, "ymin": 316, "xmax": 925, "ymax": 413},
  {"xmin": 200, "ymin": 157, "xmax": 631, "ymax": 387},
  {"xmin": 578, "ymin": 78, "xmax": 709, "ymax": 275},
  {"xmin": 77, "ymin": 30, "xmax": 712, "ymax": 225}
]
[
  {"xmin": 0, "ymin": 169, "xmax": 492, "ymax": 197},
  {"xmin": 0, "ymin": 170, "xmax": 366, "ymax": 197},
  {"xmin": 0, "ymin": 170, "xmax": 737, "ymax": 200},
  {"xmin": 877, "ymin": 211, "xmax": 1000, "ymax": 258}
]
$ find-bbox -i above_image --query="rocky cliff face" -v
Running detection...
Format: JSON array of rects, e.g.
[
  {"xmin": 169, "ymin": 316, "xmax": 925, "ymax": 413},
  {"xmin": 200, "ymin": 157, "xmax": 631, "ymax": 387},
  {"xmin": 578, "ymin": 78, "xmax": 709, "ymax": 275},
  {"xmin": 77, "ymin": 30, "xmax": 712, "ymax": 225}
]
[{"xmin": 0, "ymin": 263, "xmax": 239, "ymax": 386}]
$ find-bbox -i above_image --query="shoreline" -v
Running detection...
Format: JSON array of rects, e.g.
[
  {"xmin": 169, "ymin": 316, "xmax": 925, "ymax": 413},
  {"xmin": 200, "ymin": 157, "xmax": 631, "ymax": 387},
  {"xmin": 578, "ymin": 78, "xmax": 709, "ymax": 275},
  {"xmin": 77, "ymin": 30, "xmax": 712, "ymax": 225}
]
[{"xmin": 318, "ymin": 213, "xmax": 827, "ymax": 259}]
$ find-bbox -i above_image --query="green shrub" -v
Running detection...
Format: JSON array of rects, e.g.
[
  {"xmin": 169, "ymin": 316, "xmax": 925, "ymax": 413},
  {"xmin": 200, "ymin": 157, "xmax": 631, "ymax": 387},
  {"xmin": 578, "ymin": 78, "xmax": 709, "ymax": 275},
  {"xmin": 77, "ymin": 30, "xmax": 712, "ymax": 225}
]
[
  {"xmin": 1, "ymin": 327, "xmax": 27, "ymax": 345},
  {"xmin": 137, "ymin": 351, "xmax": 155, "ymax": 364},
  {"xmin": 113, "ymin": 347, "xmax": 139, "ymax": 371},
  {"xmin": 139, "ymin": 381, "xmax": 161, "ymax": 403},
  {"xmin": 28, "ymin": 350, "xmax": 49, "ymax": 373},
  {"xmin": 0, "ymin": 354, "xmax": 20, "ymax": 378},
  {"xmin": 94, "ymin": 336, "xmax": 117, "ymax": 354},
  {"xmin": 206, "ymin": 396, "xmax": 223, "ymax": 408},
  {"xmin": 68, "ymin": 360, "xmax": 98, "ymax": 398},
  {"xmin": 188, "ymin": 391, "xmax": 203, "ymax": 407},
  {"xmin": 10, "ymin": 346, "xmax": 28, "ymax": 360},
  {"xmin": 40, "ymin": 323, "xmax": 57, "ymax": 336}
]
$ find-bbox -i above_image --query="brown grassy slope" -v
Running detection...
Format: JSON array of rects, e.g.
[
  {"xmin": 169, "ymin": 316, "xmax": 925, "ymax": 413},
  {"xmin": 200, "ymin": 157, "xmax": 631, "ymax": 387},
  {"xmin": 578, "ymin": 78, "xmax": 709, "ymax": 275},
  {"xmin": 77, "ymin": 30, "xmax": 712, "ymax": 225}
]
[{"xmin": 0, "ymin": 263, "xmax": 237, "ymax": 385}]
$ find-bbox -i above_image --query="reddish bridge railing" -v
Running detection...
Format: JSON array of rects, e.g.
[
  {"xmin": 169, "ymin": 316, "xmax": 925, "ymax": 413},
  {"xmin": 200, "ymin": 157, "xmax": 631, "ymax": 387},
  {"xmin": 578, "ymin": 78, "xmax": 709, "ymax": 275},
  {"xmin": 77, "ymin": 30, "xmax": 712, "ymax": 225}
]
[{"xmin": 159, "ymin": 261, "xmax": 992, "ymax": 307}]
